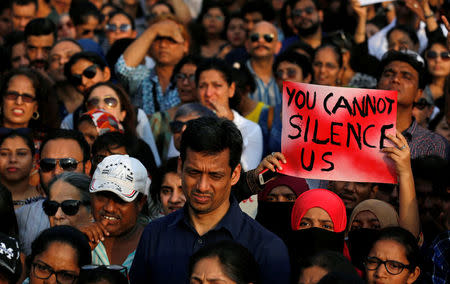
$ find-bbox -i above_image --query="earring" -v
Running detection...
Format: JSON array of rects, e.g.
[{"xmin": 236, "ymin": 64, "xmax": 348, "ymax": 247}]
[{"xmin": 32, "ymin": 111, "xmax": 40, "ymax": 120}]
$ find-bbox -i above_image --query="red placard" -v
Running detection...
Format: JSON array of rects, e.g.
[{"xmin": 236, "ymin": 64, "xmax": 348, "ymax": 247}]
[{"xmin": 280, "ymin": 82, "xmax": 398, "ymax": 184}]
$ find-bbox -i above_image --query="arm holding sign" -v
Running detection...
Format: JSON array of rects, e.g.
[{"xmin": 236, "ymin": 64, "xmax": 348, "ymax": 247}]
[{"xmin": 382, "ymin": 131, "xmax": 420, "ymax": 237}]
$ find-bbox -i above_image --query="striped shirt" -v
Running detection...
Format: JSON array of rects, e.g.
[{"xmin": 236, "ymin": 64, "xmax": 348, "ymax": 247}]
[
  {"xmin": 92, "ymin": 241, "xmax": 135, "ymax": 270},
  {"xmin": 246, "ymin": 60, "xmax": 281, "ymax": 106}
]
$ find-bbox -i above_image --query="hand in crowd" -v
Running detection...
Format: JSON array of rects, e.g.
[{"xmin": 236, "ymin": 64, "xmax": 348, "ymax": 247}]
[
  {"xmin": 442, "ymin": 15, "xmax": 450, "ymax": 49},
  {"xmin": 404, "ymin": 0, "xmax": 426, "ymax": 21},
  {"xmin": 151, "ymin": 19, "xmax": 185, "ymax": 43},
  {"xmin": 255, "ymin": 152, "xmax": 287, "ymax": 175},
  {"xmin": 382, "ymin": 131, "xmax": 412, "ymax": 177},
  {"xmin": 350, "ymin": 0, "xmax": 367, "ymax": 19},
  {"xmin": 207, "ymin": 97, "xmax": 234, "ymax": 120},
  {"xmin": 77, "ymin": 221, "xmax": 110, "ymax": 250}
]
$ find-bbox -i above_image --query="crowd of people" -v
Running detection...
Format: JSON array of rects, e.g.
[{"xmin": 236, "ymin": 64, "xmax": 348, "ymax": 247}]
[{"xmin": 0, "ymin": 0, "xmax": 449, "ymax": 283}]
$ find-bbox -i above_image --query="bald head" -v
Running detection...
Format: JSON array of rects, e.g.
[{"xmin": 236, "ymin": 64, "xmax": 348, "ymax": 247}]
[{"xmin": 246, "ymin": 21, "xmax": 281, "ymax": 59}]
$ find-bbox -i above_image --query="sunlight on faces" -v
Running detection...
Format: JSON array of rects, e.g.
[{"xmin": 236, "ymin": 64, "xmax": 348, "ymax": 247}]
[
  {"xmin": 299, "ymin": 207, "xmax": 334, "ymax": 231},
  {"xmin": 180, "ymin": 149, "xmax": 241, "ymax": 215},
  {"xmin": 227, "ymin": 18, "xmax": 246, "ymax": 47},
  {"xmin": 366, "ymin": 240, "xmax": 420, "ymax": 284},
  {"xmin": 177, "ymin": 64, "xmax": 198, "ymax": 103},
  {"xmin": 312, "ymin": 46, "xmax": 341, "ymax": 86},
  {"xmin": 2, "ymin": 75, "xmax": 37, "ymax": 128},
  {"xmin": 160, "ymin": 172, "xmax": 186, "ymax": 215},
  {"xmin": 30, "ymin": 242, "xmax": 80, "ymax": 284},
  {"xmin": 377, "ymin": 61, "xmax": 422, "ymax": 108},
  {"xmin": 71, "ymin": 59, "xmax": 110, "ymax": 93},
  {"xmin": 350, "ymin": 210, "xmax": 381, "ymax": 230},
  {"xmin": 91, "ymin": 191, "xmax": 145, "ymax": 237},
  {"xmin": 265, "ymin": 185, "xmax": 297, "ymax": 202},
  {"xmin": 87, "ymin": 85, "xmax": 126, "ymax": 122},
  {"xmin": 426, "ymin": 43, "xmax": 450, "ymax": 78},
  {"xmin": 298, "ymin": 265, "xmax": 328, "ymax": 284},
  {"xmin": 246, "ymin": 22, "xmax": 281, "ymax": 59},
  {"xmin": 0, "ymin": 136, "xmax": 33, "ymax": 182},
  {"xmin": 106, "ymin": 13, "xmax": 136, "ymax": 45},
  {"xmin": 197, "ymin": 69, "xmax": 234, "ymax": 111},
  {"xmin": 49, "ymin": 41, "xmax": 82, "ymax": 73},
  {"xmin": 39, "ymin": 139, "xmax": 85, "ymax": 189},
  {"xmin": 48, "ymin": 180, "xmax": 91, "ymax": 227}
]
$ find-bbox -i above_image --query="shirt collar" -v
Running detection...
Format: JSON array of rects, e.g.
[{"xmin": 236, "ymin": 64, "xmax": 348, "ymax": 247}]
[
  {"xmin": 168, "ymin": 196, "xmax": 244, "ymax": 239},
  {"xmin": 401, "ymin": 118, "xmax": 417, "ymax": 142}
]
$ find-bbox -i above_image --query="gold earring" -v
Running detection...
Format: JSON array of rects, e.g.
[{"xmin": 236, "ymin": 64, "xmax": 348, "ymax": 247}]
[{"xmin": 32, "ymin": 111, "xmax": 40, "ymax": 120}]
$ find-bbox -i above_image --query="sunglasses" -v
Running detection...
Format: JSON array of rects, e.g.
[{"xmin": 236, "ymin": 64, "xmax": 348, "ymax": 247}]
[
  {"xmin": 175, "ymin": 73, "xmax": 195, "ymax": 83},
  {"xmin": 86, "ymin": 96, "xmax": 119, "ymax": 109},
  {"xmin": 43, "ymin": 199, "xmax": 88, "ymax": 216},
  {"xmin": 69, "ymin": 65, "xmax": 98, "ymax": 86},
  {"xmin": 249, "ymin": 33, "xmax": 274, "ymax": 43},
  {"xmin": 169, "ymin": 120, "xmax": 187, "ymax": 133},
  {"xmin": 426, "ymin": 50, "xmax": 450, "ymax": 60},
  {"xmin": 275, "ymin": 68, "xmax": 298, "ymax": 79},
  {"xmin": 413, "ymin": 98, "xmax": 431, "ymax": 110},
  {"xmin": 292, "ymin": 7, "xmax": 315, "ymax": 17},
  {"xmin": 40, "ymin": 158, "xmax": 81, "ymax": 172},
  {"xmin": 106, "ymin": 24, "xmax": 132, "ymax": 32},
  {"xmin": 4, "ymin": 91, "xmax": 36, "ymax": 103}
]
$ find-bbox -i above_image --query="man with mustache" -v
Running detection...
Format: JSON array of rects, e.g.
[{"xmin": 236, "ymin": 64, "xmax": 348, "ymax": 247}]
[
  {"xmin": 24, "ymin": 17, "xmax": 56, "ymax": 71},
  {"xmin": 245, "ymin": 21, "xmax": 282, "ymax": 106}
]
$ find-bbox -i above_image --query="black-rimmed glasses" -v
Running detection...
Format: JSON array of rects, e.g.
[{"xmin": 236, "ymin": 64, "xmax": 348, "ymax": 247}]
[
  {"xmin": 32, "ymin": 262, "xmax": 78, "ymax": 284},
  {"xmin": 365, "ymin": 256, "xmax": 412, "ymax": 275}
]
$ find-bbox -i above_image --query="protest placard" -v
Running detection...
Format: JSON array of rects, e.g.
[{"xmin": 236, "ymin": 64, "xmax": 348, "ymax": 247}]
[
  {"xmin": 280, "ymin": 81, "xmax": 398, "ymax": 184},
  {"xmin": 359, "ymin": 0, "xmax": 393, "ymax": 6}
]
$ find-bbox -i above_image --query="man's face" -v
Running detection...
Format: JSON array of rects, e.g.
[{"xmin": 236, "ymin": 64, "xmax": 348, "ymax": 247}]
[
  {"xmin": 91, "ymin": 191, "xmax": 144, "ymax": 237},
  {"xmin": 49, "ymin": 41, "xmax": 82, "ymax": 73},
  {"xmin": 0, "ymin": 8, "xmax": 12, "ymax": 37},
  {"xmin": 180, "ymin": 148, "xmax": 241, "ymax": 215},
  {"xmin": 26, "ymin": 34, "xmax": 55, "ymax": 71},
  {"xmin": 11, "ymin": 3, "xmax": 36, "ymax": 32},
  {"xmin": 244, "ymin": 12, "xmax": 263, "ymax": 32},
  {"xmin": 11, "ymin": 41, "xmax": 29, "ymax": 68},
  {"xmin": 377, "ymin": 61, "xmax": 422, "ymax": 108},
  {"xmin": 39, "ymin": 138, "xmax": 86, "ymax": 190},
  {"xmin": 246, "ymin": 21, "xmax": 281, "ymax": 59},
  {"xmin": 291, "ymin": 0, "xmax": 322, "ymax": 36},
  {"xmin": 329, "ymin": 181, "xmax": 377, "ymax": 210}
]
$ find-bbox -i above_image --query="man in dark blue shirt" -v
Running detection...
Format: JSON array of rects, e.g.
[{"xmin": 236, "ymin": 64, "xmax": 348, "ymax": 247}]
[{"xmin": 130, "ymin": 117, "xmax": 290, "ymax": 284}]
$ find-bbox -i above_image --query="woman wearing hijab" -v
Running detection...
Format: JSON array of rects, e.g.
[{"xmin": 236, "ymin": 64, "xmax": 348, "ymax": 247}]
[
  {"xmin": 288, "ymin": 188, "xmax": 348, "ymax": 281},
  {"xmin": 346, "ymin": 199, "xmax": 400, "ymax": 271},
  {"xmin": 255, "ymin": 175, "xmax": 309, "ymax": 243}
]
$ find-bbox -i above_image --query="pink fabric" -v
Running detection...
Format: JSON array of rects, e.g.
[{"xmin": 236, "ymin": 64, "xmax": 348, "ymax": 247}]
[
  {"xmin": 258, "ymin": 174, "xmax": 309, "ymax": 201},
  {"xmin": 291, "ymin": 188, "xmax": 347, "ymax": 232}
]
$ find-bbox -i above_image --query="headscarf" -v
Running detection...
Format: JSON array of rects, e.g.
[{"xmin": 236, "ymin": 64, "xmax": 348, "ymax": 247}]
[
  {"xmin": 258, "ymin": 174, "xmax": 309, "ymax": 201},
  {"xmin": 81, "ymin": 109, "xmax": 124, "ymax": 135},
  {"xmin": 348, "ymin": 199, "xmax": 399, "ymax": 229},
  {"xmin": 291, "ymin": 188, "xmax": 347, "ymax": 232}
]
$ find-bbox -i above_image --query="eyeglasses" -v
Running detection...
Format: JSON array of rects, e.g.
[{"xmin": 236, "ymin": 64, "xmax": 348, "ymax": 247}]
[
  {"xmin": 425, "ymin": 50, "xmax": 450, "ymax": 61},
  {"xmin": 69, "ymin": 64, "xmax": 98, "ymax": 86},
  {"xmin": 413, "ymin": 98, "xmax": 432, "ymax": 110},
  {"xmin": 169, "ymin": 120, "xmax": 187, "ymax": 133},
  {"xmin": 40, "ymin": 158, "xmax": 81, "ymax": 172},
  {"xmin": 204, "ymin": 14, "xmax": 225, "ymax": 21},
  {"xmin": 275, "ymin": 68, "xmax": 298, "ymax": 79},
  {"xmin": 365, "ymin": 256, "xmax": 412, "ymax": 275},
  {"xmin": 4, "ymin": 91, "xmax": 36, "ymax": 103},
  {"xmin": 86, "ymin": 97, "xmax": 119, "ymax": 109},
  {"xmin": 43, "ymin": 199, "xmax": 88, "ymax": 216},
  {"xmin": 292, "ymin": 7, "xmax": 315, "ymax": 17},
  {"xmin": 32, "ymin": 262, "xmax": 78, "ymax": 284},
  {"xmin": 106, "ymin": 24, "xmax": 132, "ymax": 32},
  {"xmin": 175, "ymin": 73, "xmax": 196, "ymax": 83},
  {"xmin": 249, "ymin": 33, "xmax": 275, "ymax": 43}
]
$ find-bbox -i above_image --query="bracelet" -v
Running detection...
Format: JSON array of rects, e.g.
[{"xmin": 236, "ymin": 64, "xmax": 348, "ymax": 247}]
[{"xmin": 425, "ymin": 13, "xmax": 434, "ymax": 19}]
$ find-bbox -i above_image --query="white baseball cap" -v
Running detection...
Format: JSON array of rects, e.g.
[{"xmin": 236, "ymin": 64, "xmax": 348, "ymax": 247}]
[{"xmin": 90, "ymin": 155, "xmax": 150, "ymax": 202}]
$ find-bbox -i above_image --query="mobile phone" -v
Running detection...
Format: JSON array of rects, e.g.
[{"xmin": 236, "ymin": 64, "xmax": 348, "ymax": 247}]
[{"xmin": 258, "ymin": 168, "xmax": 278, "ymax": 185}]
